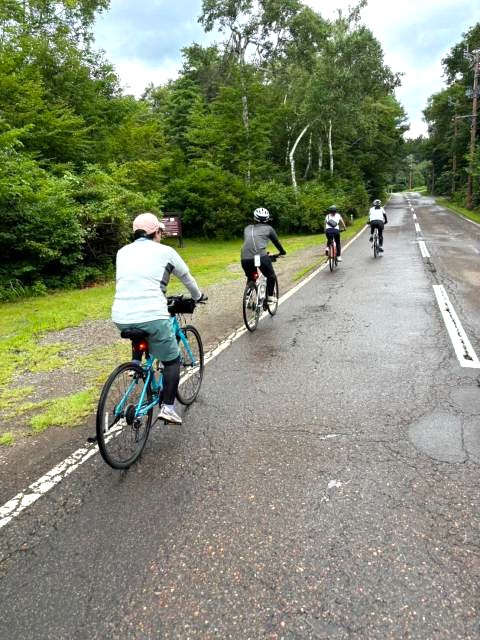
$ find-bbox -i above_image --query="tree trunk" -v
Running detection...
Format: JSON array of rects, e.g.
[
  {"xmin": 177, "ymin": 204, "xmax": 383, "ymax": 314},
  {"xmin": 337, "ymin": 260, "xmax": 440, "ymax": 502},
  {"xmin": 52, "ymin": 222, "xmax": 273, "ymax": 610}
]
[
  {"xmin": 303, "ymin": 132, "xmax": 312, "ymax": 179},
  {"xmin": 328, "ymin": 120, "xmax": 334, "ymax": 175},
  {"xmin": 318, "ymin": 139, "xmax": 323, "ymax": 172},
  {"xmin": 289, "ymin": 123, "xmax": 310, "ymax": 192}
]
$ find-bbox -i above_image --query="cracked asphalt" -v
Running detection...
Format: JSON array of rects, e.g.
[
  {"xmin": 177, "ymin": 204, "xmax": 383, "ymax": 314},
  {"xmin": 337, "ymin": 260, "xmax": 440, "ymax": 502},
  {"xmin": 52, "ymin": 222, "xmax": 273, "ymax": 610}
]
[{"xmin": 0, "ymin": 193, "xmax": 479, "ymax": 639}]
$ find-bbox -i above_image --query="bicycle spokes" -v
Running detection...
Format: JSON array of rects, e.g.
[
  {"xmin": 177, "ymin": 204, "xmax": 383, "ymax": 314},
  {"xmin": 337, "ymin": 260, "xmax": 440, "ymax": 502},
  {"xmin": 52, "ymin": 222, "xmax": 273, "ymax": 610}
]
[{"xmin": 96, "ymin": 363, "xmax": 153, "ymax": 469}]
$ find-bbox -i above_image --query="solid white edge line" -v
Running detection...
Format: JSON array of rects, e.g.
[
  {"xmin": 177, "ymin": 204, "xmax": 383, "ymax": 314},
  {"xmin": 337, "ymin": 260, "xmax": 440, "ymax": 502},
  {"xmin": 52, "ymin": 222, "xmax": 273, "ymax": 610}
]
[
  {"xmin": 418, "ymin": 240, "xmax": 430, "ymax": 258},
  {"xmin": 0, "ymin": 446, "xmax": 98, "ymax": 529},
  {"xmin": 458, "ymin": 214, "xmax": 480, "ymax": 228},
  {"xmin": 1, "ymin": 224, "xmax": 369, "ymax": 531},
  {"xmin": 432, "ymin": 285, "xmax": 480, "ymax": 368},
  {"xmin": 415, "ymin": 223, "xmax": 421, "ymax": 233}
]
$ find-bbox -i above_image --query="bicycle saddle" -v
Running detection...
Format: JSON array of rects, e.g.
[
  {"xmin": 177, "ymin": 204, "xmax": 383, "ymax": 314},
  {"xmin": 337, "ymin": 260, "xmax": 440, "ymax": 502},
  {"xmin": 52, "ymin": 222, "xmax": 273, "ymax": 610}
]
[{"xmin": 120, "ymin": 328, "xmax": 149, "ymax": 340}]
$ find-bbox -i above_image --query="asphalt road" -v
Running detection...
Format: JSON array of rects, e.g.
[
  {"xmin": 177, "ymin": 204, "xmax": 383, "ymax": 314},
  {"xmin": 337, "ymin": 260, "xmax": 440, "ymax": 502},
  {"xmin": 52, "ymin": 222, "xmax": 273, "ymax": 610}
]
[{"xmin": 1, "ymin": 193, "xmax": 479, "ymax": 639}]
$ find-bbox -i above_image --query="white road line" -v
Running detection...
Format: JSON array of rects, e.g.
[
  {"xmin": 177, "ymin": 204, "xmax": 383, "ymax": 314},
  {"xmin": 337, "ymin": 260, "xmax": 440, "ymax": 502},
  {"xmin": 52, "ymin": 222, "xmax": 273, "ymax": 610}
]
[
  {"xmin": 0, "ymin": 446, "xmax": 98, "ymax": 529},
  {"xmin": 412, "ymin": 213, "xmax": 417, "ymax": 220},
  {"xmin": 415, "ymin": 223, "xmax": 421, "ymax": 233},
  {"xmin": 432, "ymin": 285, "xmax": 480, "ymax": 369},
  {"xmin": 418, "ymin": 240, "xmax": 430, "ymax": 258},
  {"xmin": 454, "ymin": 213, "xmax": 480, "ymax": 229},
  {"xmin": 0, "ymin": 226, "xmax": 368, "ymax": 531}
]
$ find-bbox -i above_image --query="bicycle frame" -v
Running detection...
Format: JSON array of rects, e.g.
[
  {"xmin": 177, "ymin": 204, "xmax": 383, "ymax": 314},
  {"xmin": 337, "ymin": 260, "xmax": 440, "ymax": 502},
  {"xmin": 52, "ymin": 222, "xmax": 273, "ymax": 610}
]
[
  {"xmin": 115, "ymin": 315, "xmax": 197, "ymax": 421},
  {"xmin": 248, "ymin": 269, "xmax": 266, "ymax": 309}
]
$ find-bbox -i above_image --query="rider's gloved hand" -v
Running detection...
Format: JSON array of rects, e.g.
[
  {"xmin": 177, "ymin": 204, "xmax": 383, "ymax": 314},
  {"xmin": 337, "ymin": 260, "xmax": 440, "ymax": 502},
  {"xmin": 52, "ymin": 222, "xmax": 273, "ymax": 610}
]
[
  {"xmin": 196, "ymin": 292, "xmax": 208, "ymax": 302},
  {"xmin": 280, "ymin": 249, "xmax": 287, "ymax": 256}
]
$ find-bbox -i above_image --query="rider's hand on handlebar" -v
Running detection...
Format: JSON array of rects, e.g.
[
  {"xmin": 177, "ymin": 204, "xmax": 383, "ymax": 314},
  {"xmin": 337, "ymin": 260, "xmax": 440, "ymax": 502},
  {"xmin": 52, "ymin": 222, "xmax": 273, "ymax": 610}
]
[{"xmin": 196, "ymin": 292, "xmax": 208, "ymax": 303}]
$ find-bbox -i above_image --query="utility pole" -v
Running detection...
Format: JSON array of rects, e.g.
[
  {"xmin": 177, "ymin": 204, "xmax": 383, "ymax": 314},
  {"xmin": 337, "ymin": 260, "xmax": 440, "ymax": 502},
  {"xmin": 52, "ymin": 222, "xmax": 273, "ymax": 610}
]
[
  {"xmin": 448, "ymin": 97, "xmax": 459, "ymax": 195},
  {"xmin": 464, "ymin": 48, "xmax": 480, "ymax": 209},
  {"xmin": 452, "ymin": 114, "xmax": 458, "ymax": 194}
]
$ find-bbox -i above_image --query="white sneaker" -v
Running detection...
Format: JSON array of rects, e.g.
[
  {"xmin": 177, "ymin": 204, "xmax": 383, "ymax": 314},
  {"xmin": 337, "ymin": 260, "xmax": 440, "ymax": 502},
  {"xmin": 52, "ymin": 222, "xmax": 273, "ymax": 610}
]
[
  {"xmin": 267, "ymin": 296, "xmax": 277, "ymax": 304},
  {"xmin": 159, "ymin": 405, "xmax": 182, "ymax": 424},
  {"xmin": 337, "ymin": 256, "xmax": 342, "ymax": 262}
]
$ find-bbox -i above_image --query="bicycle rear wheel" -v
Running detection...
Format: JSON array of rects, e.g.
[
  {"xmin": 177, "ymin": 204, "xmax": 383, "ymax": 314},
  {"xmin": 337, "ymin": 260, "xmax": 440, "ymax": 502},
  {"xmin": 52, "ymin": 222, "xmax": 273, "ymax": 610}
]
[
  {"xmin": 96, "ymin": 362, "xmax": 153, "ymax": 469},
  {"xmin": 176, "ymin": 325, "xmax": 204, "ymax": 405},
  {"xmin": 328, "ymin": 246, "xmax": 335, "ymax": 271},
  {"xmin": 267, "ymin": 277, "xmax": 279, "ymax": 316},
  {"xmin": 373, "ymin": 235, "xmax": 378, "ymax": 258},
  {"xmin": 243, "ymin": 283, "xmax": 259, "ymax": 332}
]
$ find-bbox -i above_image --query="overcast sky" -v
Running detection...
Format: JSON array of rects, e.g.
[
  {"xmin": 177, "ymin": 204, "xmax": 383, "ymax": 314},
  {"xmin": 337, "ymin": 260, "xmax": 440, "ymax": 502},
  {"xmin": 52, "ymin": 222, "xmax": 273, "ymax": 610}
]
[{"xmin": 93, "ymin": 0, "xmax": 480, "ymax": 138}]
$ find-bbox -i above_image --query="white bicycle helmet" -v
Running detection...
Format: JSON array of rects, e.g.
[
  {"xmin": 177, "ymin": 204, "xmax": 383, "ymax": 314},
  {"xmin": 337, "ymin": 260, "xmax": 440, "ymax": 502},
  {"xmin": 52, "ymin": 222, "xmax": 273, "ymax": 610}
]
[
  {"xmin": 253, "ymin": 207, "xmax": 270, "ymax": 222},
  {"xmin": 373, "ymin": 199, "xmax": 381, "ymax": 206}
]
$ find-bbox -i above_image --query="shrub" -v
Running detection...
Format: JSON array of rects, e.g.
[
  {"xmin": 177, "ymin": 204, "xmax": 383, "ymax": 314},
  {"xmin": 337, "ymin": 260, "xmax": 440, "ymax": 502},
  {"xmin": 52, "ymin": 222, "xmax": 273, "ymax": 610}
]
[{"xmin": 164, "ymin": 162, "xmax": 249, "ymax": 237}]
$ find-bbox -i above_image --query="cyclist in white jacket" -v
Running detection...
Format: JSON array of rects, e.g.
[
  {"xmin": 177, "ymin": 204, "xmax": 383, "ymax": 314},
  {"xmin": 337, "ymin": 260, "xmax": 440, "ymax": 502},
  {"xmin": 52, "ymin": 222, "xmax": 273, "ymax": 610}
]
[
  {"xmin": 112, "ymin": 212, "xmax": 206, "ymax": 425},
  {"xmin": 324, "ymin": 205, "xmax": 346, "ymax": 261},
  {"xmin": 368, "ymin": 199, "xmax": 388, "ymax": 252}
]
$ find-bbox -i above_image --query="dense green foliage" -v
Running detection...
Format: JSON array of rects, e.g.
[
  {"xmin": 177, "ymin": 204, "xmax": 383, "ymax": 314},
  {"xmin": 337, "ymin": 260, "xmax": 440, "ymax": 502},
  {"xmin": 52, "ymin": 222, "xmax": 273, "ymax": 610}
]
[
  {"xmin": 0, "ymin": 0, "xmax": 406, "ymax": 299},
  {"xmin": 418, "ymin": 23, "xmax": 480, "ymax": 208}
]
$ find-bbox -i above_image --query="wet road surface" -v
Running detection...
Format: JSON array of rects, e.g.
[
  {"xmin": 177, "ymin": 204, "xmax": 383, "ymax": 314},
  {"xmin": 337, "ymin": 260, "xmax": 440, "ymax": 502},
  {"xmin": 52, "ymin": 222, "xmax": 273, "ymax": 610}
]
[{"xmin": 1, "ymin": 193, "xmax": 479, "ymax": 639}]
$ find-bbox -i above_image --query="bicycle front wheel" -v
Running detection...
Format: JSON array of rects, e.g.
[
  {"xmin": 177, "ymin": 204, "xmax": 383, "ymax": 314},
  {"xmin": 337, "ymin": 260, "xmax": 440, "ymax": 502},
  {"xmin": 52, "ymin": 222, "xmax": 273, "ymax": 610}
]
[
  {"xmin": 267, "ymin": 277, "xmax": 279, "ymax": 316},
  {"xmin": 96, "ymin": 362, "xmax": 153, "ymax": 469},
  {"xmin": 243, "ymin": 283, "xmax": 259, "ymax": 332},
  {"xmin": 176, "ymin": 325, "xmax": 204, "ymax": 405}
]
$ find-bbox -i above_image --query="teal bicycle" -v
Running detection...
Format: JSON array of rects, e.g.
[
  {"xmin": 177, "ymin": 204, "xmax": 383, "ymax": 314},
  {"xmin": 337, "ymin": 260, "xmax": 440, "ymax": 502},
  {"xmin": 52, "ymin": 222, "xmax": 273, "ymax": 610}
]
[{"xmin": 96, "ymin": 295, "xmax": 205, "ymax": 469}]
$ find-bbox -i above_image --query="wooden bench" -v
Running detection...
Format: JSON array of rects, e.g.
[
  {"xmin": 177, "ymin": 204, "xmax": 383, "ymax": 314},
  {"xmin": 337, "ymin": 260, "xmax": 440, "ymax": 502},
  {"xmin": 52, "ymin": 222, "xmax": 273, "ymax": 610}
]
[{"xmin": 160, "ymin": 214, "xmax": 183, "ymax": 247}]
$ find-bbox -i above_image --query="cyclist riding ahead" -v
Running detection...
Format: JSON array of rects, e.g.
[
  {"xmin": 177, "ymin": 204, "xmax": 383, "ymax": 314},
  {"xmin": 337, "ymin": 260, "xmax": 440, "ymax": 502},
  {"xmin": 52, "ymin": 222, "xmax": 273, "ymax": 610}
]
[
  {"xmin": 241, "ymin": 207, "xmax": 286, "ymax": 306},
  {"xmin": 111, "ymin": 212, "xmax": 206, "ymax": 425},
  {"xmin": 368, "ymin": 199, "xmax": 388, "ymax": 252},
  {"xmin": 324, "ymin": 205, "xmax": 346, "ymax": 261}
]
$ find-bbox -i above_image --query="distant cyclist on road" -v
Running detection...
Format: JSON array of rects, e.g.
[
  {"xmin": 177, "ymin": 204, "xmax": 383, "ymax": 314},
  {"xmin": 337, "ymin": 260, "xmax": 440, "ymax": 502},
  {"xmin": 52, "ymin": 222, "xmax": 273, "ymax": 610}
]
[
  {"xmin": 368, "ymin": 199, "xmax": 388, "ymax": 252},
  {"xmin": 112, "ymin": 212, "xmax": 206, "ymax": 425},
  {"xmin": 241, "ymin": 207, "xmax": 286, "ymax": 305},
  {"xmin": 324, "ymin": 205, "xmax": 347, "ymax": 261}
]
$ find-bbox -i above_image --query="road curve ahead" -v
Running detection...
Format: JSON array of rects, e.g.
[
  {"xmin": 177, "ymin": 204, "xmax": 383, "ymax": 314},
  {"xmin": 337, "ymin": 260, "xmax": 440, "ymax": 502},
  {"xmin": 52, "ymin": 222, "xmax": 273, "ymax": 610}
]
[{"xmin": 0, "ymin": 193, "xmax": 479, "ymax": 639}]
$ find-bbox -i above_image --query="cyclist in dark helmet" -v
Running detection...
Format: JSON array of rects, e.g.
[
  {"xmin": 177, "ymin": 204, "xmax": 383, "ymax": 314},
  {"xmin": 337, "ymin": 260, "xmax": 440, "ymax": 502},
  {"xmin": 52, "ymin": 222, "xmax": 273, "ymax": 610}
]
[
  {"xmin": 324, "ymin": 205, "xmax": 347, "ymax": 261},
  {"xmin": 240, "ymin": 207, "xmax": 286, "ymax": 305},
  {"xmin": 368, "ymin": 199, "xmax": 388, "ymax": 252}
]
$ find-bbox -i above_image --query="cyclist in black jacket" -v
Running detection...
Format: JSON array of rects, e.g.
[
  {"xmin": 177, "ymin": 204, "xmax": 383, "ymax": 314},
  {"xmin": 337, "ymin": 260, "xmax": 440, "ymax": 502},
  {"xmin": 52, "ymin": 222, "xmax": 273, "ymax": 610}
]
[{"xmin": 240, "ymin": 208, "xmax": 286, "ymax": 305}]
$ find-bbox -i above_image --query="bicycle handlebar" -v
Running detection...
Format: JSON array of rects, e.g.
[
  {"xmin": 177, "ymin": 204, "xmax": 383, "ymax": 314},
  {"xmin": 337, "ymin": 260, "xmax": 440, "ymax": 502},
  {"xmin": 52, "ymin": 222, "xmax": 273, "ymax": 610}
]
[
  {"xmin": 166, "ymin": 293, "xmax": 207, "ymax": 314},
  {"xmin": 267, "ymin": 252, "xmax": 284, "ymax": 262}
]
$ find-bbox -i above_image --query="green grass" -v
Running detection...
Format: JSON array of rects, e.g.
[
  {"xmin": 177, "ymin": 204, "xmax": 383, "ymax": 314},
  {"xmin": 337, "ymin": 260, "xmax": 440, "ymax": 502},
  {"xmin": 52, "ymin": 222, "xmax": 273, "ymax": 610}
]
[
  {"xmin": 30, "ymin": 388, "xmax": 98, "ymax": 433},
  {"xmin": 435, "ymin": 198, "xmax": 480, "ymax": 225},
  {"xmin": 0, "ymin": 432, "xmax": 14, "ymax": 446}
]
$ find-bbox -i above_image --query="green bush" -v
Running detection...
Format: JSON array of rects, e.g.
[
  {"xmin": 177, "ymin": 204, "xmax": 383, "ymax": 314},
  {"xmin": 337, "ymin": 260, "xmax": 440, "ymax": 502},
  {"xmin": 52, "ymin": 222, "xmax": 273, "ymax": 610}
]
[
  {"xmin": 164, "ymin": 161, "xmax": 249, "ymax": 237},
  {"xmin": 0, "ymin": 150, "xmax": 84, "ymax": 291},
  {"xmin": 250, "ymin": 182, "xmax": 298, "ymax": 232}
]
